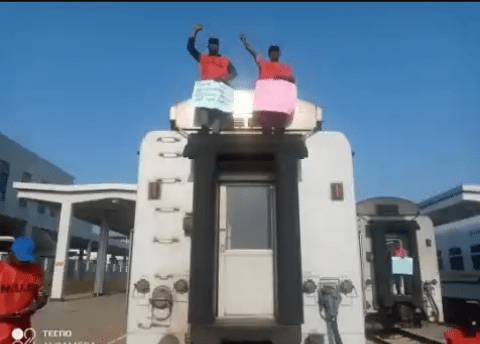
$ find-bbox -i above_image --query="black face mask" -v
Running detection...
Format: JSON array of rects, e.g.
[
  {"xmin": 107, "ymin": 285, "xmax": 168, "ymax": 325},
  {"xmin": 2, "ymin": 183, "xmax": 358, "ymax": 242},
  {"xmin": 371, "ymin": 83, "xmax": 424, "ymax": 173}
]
[
  {"xmin": 269, "ymin": 50, "xmax": 280, "ymax": 61},
  {"xmin": 208, "ymin": 44, "xmax": 219, "ymax": 55}
]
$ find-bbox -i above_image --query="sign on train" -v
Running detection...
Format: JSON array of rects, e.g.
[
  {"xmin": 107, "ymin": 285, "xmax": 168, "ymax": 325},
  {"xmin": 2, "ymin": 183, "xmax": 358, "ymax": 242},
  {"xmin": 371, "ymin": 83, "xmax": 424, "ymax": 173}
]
[
  {"xmin": 191, "ymin": 80, "xmax": 234, "ymax": 113},
  {"xmin": 391, "ymin": 257, "xmax": 413, "ymax": 275}
]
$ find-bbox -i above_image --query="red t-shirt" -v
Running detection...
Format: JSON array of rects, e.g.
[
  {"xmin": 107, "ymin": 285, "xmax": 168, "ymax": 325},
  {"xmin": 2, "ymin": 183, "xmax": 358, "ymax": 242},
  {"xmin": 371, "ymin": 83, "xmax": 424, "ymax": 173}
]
[
  {"xmin": 0, "ymin": 261, "xmax": 44, "ymax": 344},
  {"xmin": 200, "ymin": 54, "xmax": 231, "ymax": 80},
  {"xmin": 256, "ymin": 54, "xmax": 293, "ymax": 80},
  {"xmin": 394, "ymin": 246, "xmax": 408, "ymax": 257}
]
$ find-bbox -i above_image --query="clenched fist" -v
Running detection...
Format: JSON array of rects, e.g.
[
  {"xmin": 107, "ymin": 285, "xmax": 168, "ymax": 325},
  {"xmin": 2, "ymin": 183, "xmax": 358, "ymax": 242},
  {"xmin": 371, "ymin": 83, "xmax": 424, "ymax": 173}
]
[{"xmin": 193, "ymin": 23, "xmax": 203, "ymax": 32}]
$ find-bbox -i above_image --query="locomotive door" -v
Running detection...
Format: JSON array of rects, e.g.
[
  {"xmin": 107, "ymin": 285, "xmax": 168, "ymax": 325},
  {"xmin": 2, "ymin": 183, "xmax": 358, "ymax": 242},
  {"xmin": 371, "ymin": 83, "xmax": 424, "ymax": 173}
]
[{"xmin": 217, "ymin": 183, "xmax": 275, "ymax": 317}]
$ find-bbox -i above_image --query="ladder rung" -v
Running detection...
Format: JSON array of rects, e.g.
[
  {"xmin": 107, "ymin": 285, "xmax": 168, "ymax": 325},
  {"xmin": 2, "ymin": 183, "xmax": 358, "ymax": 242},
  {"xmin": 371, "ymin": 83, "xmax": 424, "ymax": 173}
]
[
  {"xmin": 159, "ymin": 152, "xmax": 182, "ymax": 158},
  {"xmin": 153, "ymin": 237, "xmax": 180, "ymax": 244},
  {"xmin": 155, "ymin": 207, "xmax": 180, "ymax": 212},
  {"xmin": 158, "ymin": 178, "xmax": 181, "ymax": 184},
  {"xmin": 157, "ymin": 137, "xmax": 181, "ymax": 143}
]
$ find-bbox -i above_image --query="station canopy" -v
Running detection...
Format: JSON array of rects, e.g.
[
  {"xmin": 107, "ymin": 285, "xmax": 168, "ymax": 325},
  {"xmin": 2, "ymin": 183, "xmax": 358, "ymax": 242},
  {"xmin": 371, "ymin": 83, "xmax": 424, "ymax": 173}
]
[
  {"xmin": 418, "ymin": 184, "xmax": 480, "ymax": 226},
  {"xmin": 13, "ymin": 182, "xmax": 136, "ymax": 236}
]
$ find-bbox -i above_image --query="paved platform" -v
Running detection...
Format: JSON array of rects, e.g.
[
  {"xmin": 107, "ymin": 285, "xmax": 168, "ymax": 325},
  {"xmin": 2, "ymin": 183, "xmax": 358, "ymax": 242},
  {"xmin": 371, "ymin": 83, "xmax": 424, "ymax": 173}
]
[
  {"xmin": 31, "ymin": 292, "xmax": 126, "ymax": 344},
  {"xmin": 29, "ymin": 294, "xmax": 462, "ymax": 344}
]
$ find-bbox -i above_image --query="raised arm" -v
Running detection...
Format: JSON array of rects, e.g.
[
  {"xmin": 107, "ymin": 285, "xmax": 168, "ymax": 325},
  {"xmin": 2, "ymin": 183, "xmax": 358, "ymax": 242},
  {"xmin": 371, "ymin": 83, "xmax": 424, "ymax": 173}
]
[
  {"xmin": 239, "ymin": 34, "xmax": 260, "ymax": 67},
  {"xmin": 228, "ymin": 62, "xmax": 237, "ymax": 81},
  {"xmin": 187, "ymin": 24, "xmax": 202, "ymax": 62}
]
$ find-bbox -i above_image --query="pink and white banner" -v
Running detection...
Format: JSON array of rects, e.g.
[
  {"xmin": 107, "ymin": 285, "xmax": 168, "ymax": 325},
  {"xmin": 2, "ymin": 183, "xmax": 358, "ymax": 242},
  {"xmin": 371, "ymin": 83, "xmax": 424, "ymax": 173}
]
[{"xmin": 253, "ymin": 79, "xmax": 298, "ymax": 115}]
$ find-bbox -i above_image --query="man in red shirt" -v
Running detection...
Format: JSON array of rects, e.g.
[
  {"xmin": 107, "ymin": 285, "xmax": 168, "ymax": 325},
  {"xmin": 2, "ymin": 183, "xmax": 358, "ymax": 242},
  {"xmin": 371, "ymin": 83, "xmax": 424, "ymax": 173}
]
[
  {"xmin": 240, "ymin": 34, "xmax": 297, "ymax": 135},
  {"xmin": 0, "ymin": 236, "xmax": 48, "ymax": 344},
  {"xmin": 188, "ymin": 24, "xmax": 237, "ymax": 134},
  {"xmin": 391, "ymin": 244, "xmax": 411, "ymax": 295},
  {"xmin": 239, "ymin": 34, "xmax": 295, "ymax": 84}
]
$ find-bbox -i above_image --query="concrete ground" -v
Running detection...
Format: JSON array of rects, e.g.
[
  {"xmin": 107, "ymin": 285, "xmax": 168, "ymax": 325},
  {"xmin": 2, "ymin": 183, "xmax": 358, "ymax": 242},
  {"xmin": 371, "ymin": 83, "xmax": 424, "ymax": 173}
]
[{"xmin": 31, "ymin": 292, "xmax": 127, "ymax": 344}]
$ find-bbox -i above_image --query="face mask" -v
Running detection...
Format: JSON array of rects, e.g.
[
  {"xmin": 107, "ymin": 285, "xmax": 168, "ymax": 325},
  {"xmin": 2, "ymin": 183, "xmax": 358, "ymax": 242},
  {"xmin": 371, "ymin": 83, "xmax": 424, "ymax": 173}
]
[
  {"xmin": 269, "ymin": 51, "xmax": 279, "ymax": 61},
  {"xmin": 209, "ymin": 44, "xmax": 219, "ymax": 54}
]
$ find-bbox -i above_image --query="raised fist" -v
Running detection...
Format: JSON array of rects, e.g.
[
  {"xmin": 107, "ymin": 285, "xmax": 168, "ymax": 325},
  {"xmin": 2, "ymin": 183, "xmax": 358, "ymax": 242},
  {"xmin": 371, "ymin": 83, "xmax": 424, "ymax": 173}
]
[
  {"xmin": 239, "ymin": 34, "xmax": 247, "ymax": 43},
  {"xmin": 193, "ymin": 23, "xmax": 203, "ymax": 32}
]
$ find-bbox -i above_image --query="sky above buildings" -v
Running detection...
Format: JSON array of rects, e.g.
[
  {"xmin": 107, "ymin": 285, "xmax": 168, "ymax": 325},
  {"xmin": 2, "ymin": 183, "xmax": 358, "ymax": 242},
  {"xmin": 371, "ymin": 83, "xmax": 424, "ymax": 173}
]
[{"xmin": 1, "ymin": 2, "xmax": 479, "ymax": 202}]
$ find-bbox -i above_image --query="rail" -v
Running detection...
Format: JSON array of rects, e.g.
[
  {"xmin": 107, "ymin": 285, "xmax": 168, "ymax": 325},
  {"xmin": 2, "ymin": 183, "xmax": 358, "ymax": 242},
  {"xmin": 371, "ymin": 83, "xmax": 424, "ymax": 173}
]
[{"xmin": 367, "ymin": 328, "xmax": 445, "ymax": 344}]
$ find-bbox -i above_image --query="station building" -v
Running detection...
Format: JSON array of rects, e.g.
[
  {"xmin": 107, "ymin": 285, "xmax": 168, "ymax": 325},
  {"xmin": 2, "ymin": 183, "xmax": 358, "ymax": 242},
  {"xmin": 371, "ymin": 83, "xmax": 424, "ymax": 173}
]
[{"xmin": 1, "ymin": 132, "xmax": 135, "ymax": 300}]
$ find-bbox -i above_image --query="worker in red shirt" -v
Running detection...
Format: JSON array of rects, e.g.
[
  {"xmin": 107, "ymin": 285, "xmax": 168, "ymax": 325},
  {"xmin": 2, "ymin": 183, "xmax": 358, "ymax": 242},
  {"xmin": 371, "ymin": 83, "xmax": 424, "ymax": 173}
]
[
  {"xmin": 188, "ymin": 23, "xmax": 237, "ymax": 134},
  {"xmin": 391, "ymin": 244, "xmax": 411, "ymax": 295},
  {"xmin": 0, "ymin": 236, "xmax": 48, "ymax": 344},
  {"xmin": 394, "ymin": 244, "xmax": 408, "ymax": 257},
  {"xmin": 239, "ymin": 34, "xmax": 295, "ymax": 84},
  {"xmin": 240, "ymin": 34, "xmax": 296, "ymax": 134}
]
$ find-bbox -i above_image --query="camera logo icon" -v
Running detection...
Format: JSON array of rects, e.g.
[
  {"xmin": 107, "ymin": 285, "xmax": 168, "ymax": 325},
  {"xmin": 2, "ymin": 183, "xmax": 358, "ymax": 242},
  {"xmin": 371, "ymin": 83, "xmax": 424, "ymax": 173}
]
[{"xmin": 12, "ymin": 328, "xmax": 36, "ymax": 344}]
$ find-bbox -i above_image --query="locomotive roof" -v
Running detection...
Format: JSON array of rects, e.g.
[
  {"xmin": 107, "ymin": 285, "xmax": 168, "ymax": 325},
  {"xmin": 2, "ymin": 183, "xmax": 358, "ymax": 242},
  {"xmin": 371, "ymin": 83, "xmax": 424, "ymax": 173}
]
[{"xmin": 357, "ymin": 197, "xmax": 419, "ymax": 217}]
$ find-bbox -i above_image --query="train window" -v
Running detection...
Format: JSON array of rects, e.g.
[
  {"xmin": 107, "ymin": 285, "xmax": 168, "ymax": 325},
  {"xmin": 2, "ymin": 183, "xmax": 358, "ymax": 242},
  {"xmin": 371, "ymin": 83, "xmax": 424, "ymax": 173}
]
[
  {"xmin": 449, "ymin": 247, "xmax": 464, "ymax": 271},
  {"xmin": 226, "ymin": 185, "xmax": 273, "ymax": 249},
  {"xmin": 437, "ymin": 250, "xmax": 444, "ymax": 270},
  {"xmin": 471, "ymin": 244, "xmax": 480, "ymax": 270}
]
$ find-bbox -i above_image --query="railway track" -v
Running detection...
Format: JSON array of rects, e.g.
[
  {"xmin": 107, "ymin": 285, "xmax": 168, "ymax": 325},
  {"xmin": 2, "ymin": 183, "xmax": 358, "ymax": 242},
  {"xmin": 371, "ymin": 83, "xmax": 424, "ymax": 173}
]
[{"xmin": 367, "ymin": 329, "xmax": 445, "ymax": 344}]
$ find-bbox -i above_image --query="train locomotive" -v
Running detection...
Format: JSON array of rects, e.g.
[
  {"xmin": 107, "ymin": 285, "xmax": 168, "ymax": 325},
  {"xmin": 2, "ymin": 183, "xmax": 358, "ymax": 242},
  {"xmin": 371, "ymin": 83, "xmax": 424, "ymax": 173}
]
[
  {"xmin": 125, "ymin": 88, "xmax": 367, "ymax": 344},
  {"xmin": 357, "ymin": 197, "xmax": 444, "ymax": 330}
]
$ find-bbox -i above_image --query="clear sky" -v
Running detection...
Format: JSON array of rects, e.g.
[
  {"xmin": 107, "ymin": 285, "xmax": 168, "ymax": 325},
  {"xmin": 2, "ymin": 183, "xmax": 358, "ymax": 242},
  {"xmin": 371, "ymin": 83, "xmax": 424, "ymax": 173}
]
[{"xmin": 1, "ymin": 2, "xmax": 479, "ymax": 202}]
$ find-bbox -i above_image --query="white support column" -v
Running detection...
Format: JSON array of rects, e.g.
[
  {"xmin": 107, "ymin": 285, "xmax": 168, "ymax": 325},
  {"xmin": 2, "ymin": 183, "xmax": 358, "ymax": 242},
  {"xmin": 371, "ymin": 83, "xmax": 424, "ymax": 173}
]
[
  {"xmin": 85, "ymin": 240, "xmax": 92, "ymax": 272},
  {"xmin": 24, "ymin": 224, "xmax": 33, "ymax": 237},
  {"xmin": 125, "ymin": 228, "xmax": 133, "ymax": 309},
  {"xmin": 78, "ymin": 251, "xmax": 84, "ymax": 280},
  {"xmin": 94, "ymin": 216, "xmax": 109, "ymax": 296},
  {"xmin": 74, "ymin": 255, "xmax": 79, "ymax": 273},
  {"xmin": 51, "ymin": 201, "xmax": 73, "ymax": 301},
  {"xmin": 122, "ymin": 255, "xmax": 127, "ymax": 273}
]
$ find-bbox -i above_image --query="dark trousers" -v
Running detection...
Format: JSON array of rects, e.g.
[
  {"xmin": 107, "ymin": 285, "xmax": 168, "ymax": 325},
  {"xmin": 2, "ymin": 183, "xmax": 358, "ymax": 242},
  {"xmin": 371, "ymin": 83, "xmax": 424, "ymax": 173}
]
[
  {"xmin": 391, "ymin": 274, "xmax": 413, "ymax": 295},
  {"xmin": 194, "ymin": 107, "xmax": 234, "ymax": 133}
]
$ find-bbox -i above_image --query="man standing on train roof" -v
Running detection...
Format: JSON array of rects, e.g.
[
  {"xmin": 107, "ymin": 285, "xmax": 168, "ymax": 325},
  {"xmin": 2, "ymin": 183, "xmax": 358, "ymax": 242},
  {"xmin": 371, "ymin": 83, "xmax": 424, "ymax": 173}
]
[
  {"xmin": 188, "ymin": 24, "xmax": 237, "ymax": 134},
  {"xmin": 0, "ymin": 236, "xmax": 48, "ymax": 344},
  {"xmin": 239, "ymin": 33, "xmax": 295, "ymax": 84}
]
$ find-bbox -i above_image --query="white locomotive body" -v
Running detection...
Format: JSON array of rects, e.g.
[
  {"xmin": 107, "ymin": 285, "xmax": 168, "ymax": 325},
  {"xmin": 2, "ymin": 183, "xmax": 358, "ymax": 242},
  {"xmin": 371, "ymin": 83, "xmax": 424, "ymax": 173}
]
[{"xmin": 126, "ymin": 90, "xmax": 366, "ymax": 344}]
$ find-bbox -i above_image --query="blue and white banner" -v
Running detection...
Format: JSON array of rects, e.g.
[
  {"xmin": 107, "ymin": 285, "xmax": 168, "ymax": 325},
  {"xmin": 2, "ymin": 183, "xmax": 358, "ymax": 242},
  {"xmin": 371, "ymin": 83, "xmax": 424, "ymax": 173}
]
[
  {"xmin": 191, "ymin": 80, "xmax": 234, "ymax": 113},
  {"xmin": 392, "ymin": 257, "xmax": 413, "ymax": 275}
]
